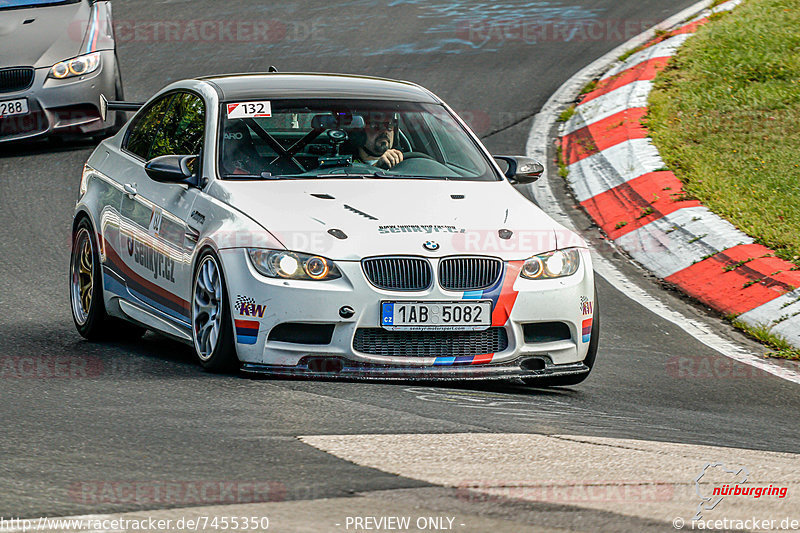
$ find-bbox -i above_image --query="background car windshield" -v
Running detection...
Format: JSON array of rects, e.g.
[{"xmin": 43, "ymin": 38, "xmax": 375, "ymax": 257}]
[
  {"xmin": 218, "ymin": 99, "xmax": 500, "ymax": 181},
  {"xmin": 0, "ymin": 0, "xmax": 80, "ymax": 9}
]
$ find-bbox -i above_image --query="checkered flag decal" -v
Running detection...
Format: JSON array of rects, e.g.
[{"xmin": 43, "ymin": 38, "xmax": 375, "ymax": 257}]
[{"xmin": 235, "ymin": 295, "xmax": 256, "ymax": 314}]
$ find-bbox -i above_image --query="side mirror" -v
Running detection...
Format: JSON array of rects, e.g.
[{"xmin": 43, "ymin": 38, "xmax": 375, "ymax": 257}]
[
  {"xmin": 494, "ymin": 156, "xmax": 544, "ymax": 184},
  {"xmin": 145, "ymin": 155, "xmax": 197, "ymax": 184}
]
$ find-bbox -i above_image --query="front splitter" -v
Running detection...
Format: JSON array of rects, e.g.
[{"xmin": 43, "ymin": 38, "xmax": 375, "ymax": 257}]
[{"xmin": 240, "ymin": 359, "xmax": 590, "ymax": 381}]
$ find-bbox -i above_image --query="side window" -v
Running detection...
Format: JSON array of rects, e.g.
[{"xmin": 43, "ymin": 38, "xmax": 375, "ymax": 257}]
[
  {"xmin": 149, "ymin": 93, "xmax": 205, "ymax": 159},
  {"xmin": 124, "ymin": 95, "xmax": 174, "ymax": 159}
]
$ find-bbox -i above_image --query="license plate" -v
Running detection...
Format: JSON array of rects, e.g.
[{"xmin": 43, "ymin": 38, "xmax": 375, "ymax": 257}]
[
  {"xmin": 381, "ymin": 300, "xmax": 492, "ymax": 331},
  {"xmin": 0, "ymin": 98, "xmax": 28, "ymax": 118}
]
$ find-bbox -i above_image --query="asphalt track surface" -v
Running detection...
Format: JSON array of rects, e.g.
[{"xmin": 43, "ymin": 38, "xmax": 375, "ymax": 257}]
[{"xmin": 1, "ymin": 0, "xmax": 798, "ymax": 526}]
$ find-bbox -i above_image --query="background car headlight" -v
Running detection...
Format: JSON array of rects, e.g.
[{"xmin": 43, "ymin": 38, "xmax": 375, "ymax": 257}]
[
  {"xmin": 520, "ymin": 248, "xmax": 581, "ymax": 279},
  {"xmin": 50, "ymin": 52, "xmax": 101, "ymax": 79},
  {"xmin": 247, "ymin": 249, "xmax": 341, "ymax": 281}
]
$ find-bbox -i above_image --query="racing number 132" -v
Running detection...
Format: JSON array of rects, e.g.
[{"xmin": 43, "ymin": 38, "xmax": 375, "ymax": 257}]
[{"xmin": 242, "ymin": 103, "xmax": 267, "ymax": 115}]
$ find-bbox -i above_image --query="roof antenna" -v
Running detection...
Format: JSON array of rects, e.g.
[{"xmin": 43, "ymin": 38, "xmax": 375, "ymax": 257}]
[{"xmin": 268, "ymin": 66, "xmax": 278, "ymax": 73}]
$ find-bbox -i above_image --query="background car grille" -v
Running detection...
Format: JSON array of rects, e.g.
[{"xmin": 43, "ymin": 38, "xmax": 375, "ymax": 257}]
[
  {"xmin": 439, "ymin": 257, "xmax": 502, "ymax": 291},
  {"xmin": 353, "ymin": 327, "xmax": 508, "ymax": 358},
  {"xmin": 362, "ymin": 257, "xmax": 432, "ymax": 291},
  {"xmin": 0, "ymin": 68, "xmax": 35, "ymax": 93}
]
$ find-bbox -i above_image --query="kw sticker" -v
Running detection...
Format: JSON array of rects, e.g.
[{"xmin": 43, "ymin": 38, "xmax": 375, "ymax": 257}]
[
  {"xmin": 227, "ymin": 101, "xmax": 271, "ymax": 119},
  {"xmin": 580, "ymin": 296, "xmax": 593, "ymax": 316},
  {"xmin": 235, "ymin": 295, "xmax": 266, "ymax": 318},
  {"xmin": 127, "ymin": 237, "xmax": 176, "ymax": 283}
]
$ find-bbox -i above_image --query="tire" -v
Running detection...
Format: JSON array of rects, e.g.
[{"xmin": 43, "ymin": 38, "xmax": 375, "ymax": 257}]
[
  {"xmin": 522, "ymin": 287, "xmax": 600, "ymax": 388},
  {"xmin": 191, "ymin": 250, "xmax": 239, "ymax": 372},
  {"xmin": 70, "ymin": 217, "xmax": 145, "ymax": 340}
]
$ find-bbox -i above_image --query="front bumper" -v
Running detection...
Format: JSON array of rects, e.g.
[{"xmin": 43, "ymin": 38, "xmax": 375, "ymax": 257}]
[
  {"xmin": 0, "ymin": 50, "xmax": 117, "ymax": 142},
  {"xmin": 221, "ymin": 248, "xmax": 596, "ymax": 380}
]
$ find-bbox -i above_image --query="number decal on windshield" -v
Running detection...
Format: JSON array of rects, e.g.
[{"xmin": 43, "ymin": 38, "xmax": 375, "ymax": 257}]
[{"xmin": 227, "ymin": 101, "xmax": 272, "ymax": 119}]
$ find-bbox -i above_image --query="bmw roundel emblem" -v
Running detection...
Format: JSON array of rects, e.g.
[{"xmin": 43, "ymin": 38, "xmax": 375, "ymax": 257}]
[{"xmin": 423, "ymin": 241, "xmax": 440, "ymax": 251}]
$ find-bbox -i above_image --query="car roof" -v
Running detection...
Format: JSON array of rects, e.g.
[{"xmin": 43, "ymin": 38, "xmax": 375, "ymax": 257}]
[{"xmin": 198, "ymin": 73, "xmax": 441, "ymax": 104}]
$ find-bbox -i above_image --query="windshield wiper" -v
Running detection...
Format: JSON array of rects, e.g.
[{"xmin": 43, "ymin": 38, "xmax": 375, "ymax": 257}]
[
  {"xmin": 221, "ymin": 173, "xmax": 281, "ymax": 180},
  {"xmin": 314, "ymin": 171, "xmax": 390, "ymax": 179}
]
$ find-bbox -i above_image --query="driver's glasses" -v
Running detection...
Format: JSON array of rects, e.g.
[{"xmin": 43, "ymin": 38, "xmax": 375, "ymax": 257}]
[{"xmin": 367, "ymin": 121, "xmax": 396, "ymax": 131}]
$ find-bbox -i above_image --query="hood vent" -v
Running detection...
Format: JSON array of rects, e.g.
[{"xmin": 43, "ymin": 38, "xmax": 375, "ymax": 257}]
[
  {"xmin": 311, "ymin": 193, "xmax": 335, "ymax": 199},
  {"xmin": 328, "ymin": 229, "xmax": 347, "ymax": 240},
  {"xmin": 344, "ymin": 204, "xmax": 378, "ymax": 220}
]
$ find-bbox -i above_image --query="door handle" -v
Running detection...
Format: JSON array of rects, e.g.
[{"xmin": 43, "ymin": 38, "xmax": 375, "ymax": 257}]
[{"xmin": 123, "ymin": 183, "xmax": 137, "ymax": 197}]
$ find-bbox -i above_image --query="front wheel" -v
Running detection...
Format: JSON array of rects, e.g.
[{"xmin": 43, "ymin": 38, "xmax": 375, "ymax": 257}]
[{"xmin": 192, "ymin": 251, "xmax": 238, "ymax": 372}]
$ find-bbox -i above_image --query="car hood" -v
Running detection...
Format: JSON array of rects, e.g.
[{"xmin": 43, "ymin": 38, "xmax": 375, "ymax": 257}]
[
  {"xmin": 212, "ymin": 179, "xmax": 581, "ymax": 261},
  {"xmin": 0, "ymin": 2, "xmax": 89, "ymax": 68}
]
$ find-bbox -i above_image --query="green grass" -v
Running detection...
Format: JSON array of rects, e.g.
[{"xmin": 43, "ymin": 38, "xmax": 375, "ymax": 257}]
[
  {"xmin": 556, "ymin": 144, "xmax": 569, "ymax": 179},
  {"xmin": 647, "ymin": 0, "xmax": 800, "ymax": 265},
  {"xmin": 732, "ymin": 319, "xmax": 800, "ymax": 360},
  {"xmin": 557, "ymin": 104, "xmax": 576, "ymax": 123},
  {"xmin": 580, "ymin": 79, "xmax": 598, "ymax": 95},
  {"xmin": 617, "ymin": 47, "xmax": 639, "ymax": 63}
]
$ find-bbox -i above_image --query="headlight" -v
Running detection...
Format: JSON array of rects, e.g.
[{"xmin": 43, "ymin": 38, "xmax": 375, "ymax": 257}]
[
  {"xmin": 247, "ymin": 249, "xmax": 341, "ymax": 281},
  {"xmin": 50, "ymin": 52, "xmax": 101, "ymax": 79},
  {"xmin": 520, "ymin": 248, "xmax": 581, "ymax": 279}
]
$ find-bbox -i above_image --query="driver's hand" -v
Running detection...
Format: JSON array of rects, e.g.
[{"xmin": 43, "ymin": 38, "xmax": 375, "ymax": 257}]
[{"xmin": 376, "ymin": 149, "xmax": 403, "ymax": 169}]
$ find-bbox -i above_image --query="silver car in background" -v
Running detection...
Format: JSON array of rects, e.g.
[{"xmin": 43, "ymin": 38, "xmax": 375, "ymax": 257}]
[{"xmin": 0, "ymin": 0, "xmax": 123, "ymax": 142}]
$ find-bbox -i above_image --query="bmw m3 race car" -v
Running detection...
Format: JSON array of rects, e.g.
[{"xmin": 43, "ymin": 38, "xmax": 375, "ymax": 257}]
[
  {"xmin": 0, "ymin": 0, "xmax": 123, "ymax": 142},
  {"xmin": 70, "ymin": 72, "xmax": 599, "ymax": 385}
]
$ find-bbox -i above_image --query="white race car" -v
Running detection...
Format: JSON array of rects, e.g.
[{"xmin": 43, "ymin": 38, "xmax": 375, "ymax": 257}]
[{"xmin": 70, "ymin": 73, "xmax": 599, "ymax": 385}]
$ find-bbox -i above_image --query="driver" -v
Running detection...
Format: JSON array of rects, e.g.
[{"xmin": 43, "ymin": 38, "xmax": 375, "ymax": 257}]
[{"xmin": 354, "ymin": 114, "xmax": 404, "ymax": 169}]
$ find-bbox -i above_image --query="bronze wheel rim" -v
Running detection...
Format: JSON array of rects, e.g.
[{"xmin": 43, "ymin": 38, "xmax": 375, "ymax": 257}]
[{"xmin": 71, "ymin": 228, "xmax": 94, "ymax": 325}]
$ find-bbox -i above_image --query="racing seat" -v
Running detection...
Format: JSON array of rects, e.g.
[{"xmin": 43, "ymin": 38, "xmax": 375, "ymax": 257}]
[{"xmin": 221, "ymin": 121, "xmax": 263, "ymax": 175}]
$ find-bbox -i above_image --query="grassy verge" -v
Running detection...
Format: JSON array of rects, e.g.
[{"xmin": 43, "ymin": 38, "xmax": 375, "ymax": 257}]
[
  {"xmin": 646, "ymin": 0, "xmax": 800, "ymax": 359},
  {"xmin": 647, "ymin": 0, "xmax": 800, "ymax": 267},
  {"xmin": 732, "ymin": 319, "xmax": 800, "ymax": 360}
]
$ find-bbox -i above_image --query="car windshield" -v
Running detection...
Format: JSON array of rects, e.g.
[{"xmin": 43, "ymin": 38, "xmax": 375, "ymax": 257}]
[
  {"xmin": 218, "ymin": 99, "xmax": 500, "ymax": 181},
  {"xmin": 0, "ymin": 0, "xmax": 80, "ymax": 9}
]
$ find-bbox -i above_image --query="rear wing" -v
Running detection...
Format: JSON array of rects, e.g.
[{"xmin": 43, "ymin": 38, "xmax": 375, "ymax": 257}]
[{"xmin": 99, "ymin": 94, "xmax": 144, "ymax": 121}]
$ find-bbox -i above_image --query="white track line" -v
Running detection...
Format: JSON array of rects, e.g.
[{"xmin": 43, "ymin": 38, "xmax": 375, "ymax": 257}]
[{"xmin": 525, "ymin": 0, "xmax": 800, "ymax": 385}]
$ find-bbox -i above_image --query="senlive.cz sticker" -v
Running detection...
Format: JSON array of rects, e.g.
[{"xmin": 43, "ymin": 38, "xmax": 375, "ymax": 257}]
[{"xmin": 227, "ymin": 101, "xmax": 271, "ymax": 119}]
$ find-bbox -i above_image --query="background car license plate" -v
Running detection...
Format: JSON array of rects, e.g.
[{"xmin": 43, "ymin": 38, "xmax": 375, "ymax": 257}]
[
  {"xmin": 381, "ymin": 300, "xmax": 492, "ymax": 331},
  {"xmin": 0, "ymin": 98, "xmax": 28, "ymax": 118}
]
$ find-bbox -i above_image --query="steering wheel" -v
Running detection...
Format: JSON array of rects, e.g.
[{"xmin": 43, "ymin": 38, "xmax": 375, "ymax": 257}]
[{"xmin": 397, "ymin": 129, "xmax": 412, "ymax": 152}]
